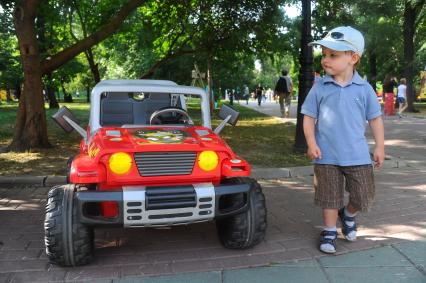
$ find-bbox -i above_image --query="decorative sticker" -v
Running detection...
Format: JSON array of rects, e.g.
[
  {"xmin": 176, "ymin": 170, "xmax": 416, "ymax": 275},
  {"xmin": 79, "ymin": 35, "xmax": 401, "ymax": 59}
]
[
  {"xmin": 133, "ymin": 129, "xmax": 189, "ymax": 144},
  {"xmin": 110, "ymin": 137, "xmax": 122, "ymax": 142},
  {"xmin": 88, "ymin": 143, "xmax": 100, "ymax": 158}
]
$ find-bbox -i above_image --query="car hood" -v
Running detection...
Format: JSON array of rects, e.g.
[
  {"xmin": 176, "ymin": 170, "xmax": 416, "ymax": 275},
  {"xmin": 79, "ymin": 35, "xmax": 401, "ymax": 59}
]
[{"xmin": 92, "ymin": 126, "xmax": 229, "ymax": 152}]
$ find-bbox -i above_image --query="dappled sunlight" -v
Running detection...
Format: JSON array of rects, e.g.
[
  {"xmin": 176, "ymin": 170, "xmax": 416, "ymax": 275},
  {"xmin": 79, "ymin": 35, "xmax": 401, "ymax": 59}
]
[
  {"xmin": 0, "ymin": 151, "xmax": 43, "ymax": 163},
  {"xmin": 360, "ymin": 224, "xmax": 426, "ymax": 242},
  {"xmin": 385, "ymin": 139, "xmax": 426, "ymax": 149},
  {"xmin": 0, "ymin": 145, "xmax": 78, "ymax": 176},
  {"xmin": 237, "ymin": 117, "xmax": 283, "ymax": 126}
]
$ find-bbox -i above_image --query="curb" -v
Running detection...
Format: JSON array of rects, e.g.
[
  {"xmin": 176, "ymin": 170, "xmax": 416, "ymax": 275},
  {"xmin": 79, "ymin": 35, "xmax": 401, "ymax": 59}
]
[{"xmin": 0, "ymin": 158, "xmax": 407, "ymax": 186}]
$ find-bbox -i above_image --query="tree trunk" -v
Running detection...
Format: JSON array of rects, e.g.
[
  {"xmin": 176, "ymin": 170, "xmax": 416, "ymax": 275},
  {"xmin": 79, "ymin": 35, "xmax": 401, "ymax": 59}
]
[
  {"xmin": 368, "ymin": 48, "xmax": 377, "ymax": 92},
  {"xmin": 294, "ymin": 0, "xmax": 313, "ymax": 153},
  {"xmin": 6, "ymin": 89, "xmax": 12, "ymax": 102},
  {"xmin": 14, "ymin": 82, "xmax": 21, "ymax": 100},
  {"xmin": 85, "ymin": 49, "xmax": 101, "ymax": 83},
  {"xmin": 46, "ymin": 74, "xmax": 60, "ymax": 108},
  {"xmin": 9, "ymin": 1, "xmax": 50, "ymax": 151},
  {"xmin": 403, "ymin": 0, "xmax": 416, "ymax": 112}
]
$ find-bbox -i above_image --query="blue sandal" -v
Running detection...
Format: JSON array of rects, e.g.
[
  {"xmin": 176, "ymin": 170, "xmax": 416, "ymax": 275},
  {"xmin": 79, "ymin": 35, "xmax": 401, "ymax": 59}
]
[
  {"xmin": 338, "ymin": 208, "xmax": 357, "ymax": 241},
  {"xmin": 319, "ymin": 230, "xmax": 337, "ymax": 254}
]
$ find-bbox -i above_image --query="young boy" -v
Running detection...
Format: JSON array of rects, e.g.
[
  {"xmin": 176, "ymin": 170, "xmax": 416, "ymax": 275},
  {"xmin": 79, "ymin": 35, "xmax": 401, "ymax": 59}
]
[{"xmin": 301, "ymin": 26, "xmax": 385, "ymax": 254}]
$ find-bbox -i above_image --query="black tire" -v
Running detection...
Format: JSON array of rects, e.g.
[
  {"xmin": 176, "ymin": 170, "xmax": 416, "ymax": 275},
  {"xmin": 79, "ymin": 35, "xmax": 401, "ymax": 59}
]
[
  {"xmin": 216, "ymin": 177, "xmax": 267, "ymax": 249},
  {"xmin": 44, "ymin": 184, "xmax": 94, "ymax": 266}
]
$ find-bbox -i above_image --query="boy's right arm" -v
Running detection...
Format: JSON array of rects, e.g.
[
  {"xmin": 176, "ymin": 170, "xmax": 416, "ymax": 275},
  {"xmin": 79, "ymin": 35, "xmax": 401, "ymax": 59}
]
[{"xmin": 303, "ymin": 115, "xmax": 322, "ymax": 160}]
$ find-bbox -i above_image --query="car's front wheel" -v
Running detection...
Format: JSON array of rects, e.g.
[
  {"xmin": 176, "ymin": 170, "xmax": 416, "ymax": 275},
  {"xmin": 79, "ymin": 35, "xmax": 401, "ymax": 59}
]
[
  {"xmin": 216, "ymin": 177, "xmax": 267, "ymax": 249},
  {"xmin": 44, "ymin": 184, "xmax": 94, "ymax": 266}
]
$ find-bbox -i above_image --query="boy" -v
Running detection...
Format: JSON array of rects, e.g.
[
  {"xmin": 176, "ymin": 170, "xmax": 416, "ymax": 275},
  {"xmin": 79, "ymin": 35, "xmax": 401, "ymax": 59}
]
[{"xmin": 301, "ymin": 26, "xmax": 385, "ymax": 254}]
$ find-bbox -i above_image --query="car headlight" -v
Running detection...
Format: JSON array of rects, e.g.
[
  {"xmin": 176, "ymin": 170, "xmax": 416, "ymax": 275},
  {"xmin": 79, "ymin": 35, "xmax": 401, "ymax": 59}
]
[
  {"xmin": 109, "ymin": 152, "xmax": 132, "ymax": 175},
  {"xmin": 198, "ymin": 151, "xmax": 218, "ymax": 172}
]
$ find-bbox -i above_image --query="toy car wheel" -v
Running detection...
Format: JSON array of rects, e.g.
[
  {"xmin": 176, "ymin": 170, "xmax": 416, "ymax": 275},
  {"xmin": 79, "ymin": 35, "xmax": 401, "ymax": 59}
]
[
  {"xmin": 44, "ymin": 184, "xmax": 94, "ymax": 266},
  {"xmin": 216, "ymin": 177, "xmax": 267, "ymax": 249}
]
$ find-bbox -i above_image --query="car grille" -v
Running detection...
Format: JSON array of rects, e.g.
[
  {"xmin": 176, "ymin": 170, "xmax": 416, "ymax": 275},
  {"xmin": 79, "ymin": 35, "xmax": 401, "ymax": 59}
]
[
  {"xmin": 134, "ymin": 152, "xmax": 196, "ymax": 176},
  {"xmin": 145, "ymin": 186, "xmax": 197, "ymax": 210}
]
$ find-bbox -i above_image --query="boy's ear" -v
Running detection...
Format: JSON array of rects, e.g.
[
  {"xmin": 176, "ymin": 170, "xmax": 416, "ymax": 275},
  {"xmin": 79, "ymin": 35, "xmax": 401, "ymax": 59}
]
[{"xmin": 351, "ymin": 53, "xmax": 361, "ymax": 65}]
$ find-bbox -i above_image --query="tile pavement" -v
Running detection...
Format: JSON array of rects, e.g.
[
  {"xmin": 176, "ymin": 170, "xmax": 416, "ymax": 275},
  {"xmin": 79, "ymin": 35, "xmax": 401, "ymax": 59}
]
[{"xmin": 0, "ymin": 165, "xmax": 425, "ymax": 282}]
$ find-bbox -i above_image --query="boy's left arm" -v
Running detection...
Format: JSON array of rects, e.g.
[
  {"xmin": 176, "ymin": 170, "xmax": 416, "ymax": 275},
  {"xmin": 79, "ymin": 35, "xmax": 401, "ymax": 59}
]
[{"xmin": 369, "ymin": 116, "xmax": 385, "ymax": 169}]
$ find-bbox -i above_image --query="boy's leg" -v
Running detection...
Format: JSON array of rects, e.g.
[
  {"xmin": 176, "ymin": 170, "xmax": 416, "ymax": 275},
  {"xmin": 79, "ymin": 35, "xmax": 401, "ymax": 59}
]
[
  {"xmin": 323, "ymin": 208, "xmax": 338, "ymax": 227},
  {"xmin": 314, "ymin": 165, "xmax": 345, "ymax": 253},
  {"xmin": 340, "ymin": 165, "xmax": 375, "ymax": 241},
  {"xmin": 319, "ymin": 208, "xmax": 338, "ymax": 253}
]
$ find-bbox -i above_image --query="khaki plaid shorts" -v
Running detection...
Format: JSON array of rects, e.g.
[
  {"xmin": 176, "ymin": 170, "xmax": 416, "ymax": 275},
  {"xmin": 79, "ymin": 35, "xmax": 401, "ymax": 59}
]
[{"xmin": 314, "ymin": 164, "xmax": 375, "ymax": 212}]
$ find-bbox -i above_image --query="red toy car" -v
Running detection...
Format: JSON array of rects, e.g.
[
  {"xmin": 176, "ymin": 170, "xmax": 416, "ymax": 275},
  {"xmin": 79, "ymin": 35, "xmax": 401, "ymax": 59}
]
[{"xmin": 45, "ymin": 80, "xmax": 267, "ymax": 266}]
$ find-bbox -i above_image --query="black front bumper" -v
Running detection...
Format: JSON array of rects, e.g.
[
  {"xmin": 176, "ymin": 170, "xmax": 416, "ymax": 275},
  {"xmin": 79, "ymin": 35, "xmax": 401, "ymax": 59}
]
[{"xmin": 75, "ymin": 182, "xmax": 251, "ymax": 226}]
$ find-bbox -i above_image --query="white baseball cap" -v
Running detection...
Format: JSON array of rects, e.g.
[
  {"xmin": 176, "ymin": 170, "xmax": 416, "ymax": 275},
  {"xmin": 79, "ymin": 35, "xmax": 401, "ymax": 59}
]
[{"xmin": 308, "ymin": 26, "xmax": 365, "ymax": 55}]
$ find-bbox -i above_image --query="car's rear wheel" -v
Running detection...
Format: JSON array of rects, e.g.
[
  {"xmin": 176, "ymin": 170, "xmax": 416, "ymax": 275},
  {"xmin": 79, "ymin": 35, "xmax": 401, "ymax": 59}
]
[
  {"xmin": 216, "ymin": 177, "xmax": 267, "ymax": 249},
  {"xmin": 44, "ymin": 184, "xmax": 94, "ymax": 266}
]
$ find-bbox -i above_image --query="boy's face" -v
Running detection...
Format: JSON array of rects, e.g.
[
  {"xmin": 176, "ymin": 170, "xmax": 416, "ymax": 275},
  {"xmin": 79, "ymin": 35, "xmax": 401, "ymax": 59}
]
[{"xmin": 320, "ymin": 47, "xmax": 359, "ymax": 76}]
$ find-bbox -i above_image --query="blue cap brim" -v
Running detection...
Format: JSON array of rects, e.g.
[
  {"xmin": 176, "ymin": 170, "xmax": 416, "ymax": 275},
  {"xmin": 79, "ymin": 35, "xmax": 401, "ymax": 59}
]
[{"xmin": 308, "ymin": 39, "xmax": 357, "ymax": 53}]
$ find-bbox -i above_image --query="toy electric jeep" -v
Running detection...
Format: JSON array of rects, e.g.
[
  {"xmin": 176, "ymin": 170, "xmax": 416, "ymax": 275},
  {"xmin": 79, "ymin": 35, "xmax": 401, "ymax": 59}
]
[{"xmin": 45, "ymin": 80, "xmax": 267, "ymax": 266}]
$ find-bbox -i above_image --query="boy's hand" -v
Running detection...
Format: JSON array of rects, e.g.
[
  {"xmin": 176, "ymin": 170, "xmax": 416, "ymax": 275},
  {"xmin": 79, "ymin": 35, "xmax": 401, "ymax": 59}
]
[
  {"xmin": 307, "ymin": 145, "xmax": 322, "ymax": 160},
  {"xmin": 373, "ymin": 147, "xmax": 385, "ymax": 169}
]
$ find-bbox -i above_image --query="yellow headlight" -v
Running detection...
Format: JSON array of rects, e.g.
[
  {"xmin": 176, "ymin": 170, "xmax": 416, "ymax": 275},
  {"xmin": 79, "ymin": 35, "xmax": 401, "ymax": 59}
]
[
  {"xmin": 198, "ymin": 151, "xmax": 218, "ymax": 172},
  {"xmin": 109, "ymin": 152, "xmax": 132, "ymax": 175}
]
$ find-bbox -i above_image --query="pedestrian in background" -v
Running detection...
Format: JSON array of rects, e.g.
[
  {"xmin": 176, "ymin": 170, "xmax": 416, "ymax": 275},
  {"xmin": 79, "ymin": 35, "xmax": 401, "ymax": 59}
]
[
  {"xmin": 243, "ymin": 85, "xmax": 249, "ymax": 105},
  {"xmin": 229, "ymin": 89, "xmax": 234, "ymax": 106},
  {"xmin": 302, "ymin": 26, "xmax": 385, "ymax": 254},
  {"xmin": 397, "ymin": 78, "xmax": 408, "ymax": 118},
  {"xmin": 255, "ymin": 83, "xmax": 264, "ymax": 106},
  {"xmin": 383, "ymin": 74, "xmax": 398, "ymax": 116},
  {"xmin": 274, "ymin": 70, "xmax": 293, "ymax": 117}
]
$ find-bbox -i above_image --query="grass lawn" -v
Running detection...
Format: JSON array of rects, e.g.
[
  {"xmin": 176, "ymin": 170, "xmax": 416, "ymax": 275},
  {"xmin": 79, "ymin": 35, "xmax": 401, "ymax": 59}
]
[{"xmin": 0, "ymin": 101, "xmax": 310, "ymax": 176}]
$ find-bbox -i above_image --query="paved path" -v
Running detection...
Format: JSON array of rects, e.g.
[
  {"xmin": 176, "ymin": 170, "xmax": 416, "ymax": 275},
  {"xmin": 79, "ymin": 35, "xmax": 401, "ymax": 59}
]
[{"xmin": 0, "ymin": 101, "xmax": 425, "ymax": 282}]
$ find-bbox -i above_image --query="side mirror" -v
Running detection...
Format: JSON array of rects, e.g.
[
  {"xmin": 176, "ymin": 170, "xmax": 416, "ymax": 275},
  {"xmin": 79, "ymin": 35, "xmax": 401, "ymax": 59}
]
[
  {"xmin": 218, "ymin": 104, "xmax": 240, "ymax": 126},
  {"xmin": 52, "ymin": 106, "xmax": 87, "ymax": 140},
  {"xmin": 214, "ymin": 104, "xmax": 240, "ymax": 134}
]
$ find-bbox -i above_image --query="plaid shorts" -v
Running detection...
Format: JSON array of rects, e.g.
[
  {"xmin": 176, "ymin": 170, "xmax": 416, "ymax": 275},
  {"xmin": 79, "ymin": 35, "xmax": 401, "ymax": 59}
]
[{"xmin": 314, "ymin": 164, "xmax": 375, "ymax": 212}]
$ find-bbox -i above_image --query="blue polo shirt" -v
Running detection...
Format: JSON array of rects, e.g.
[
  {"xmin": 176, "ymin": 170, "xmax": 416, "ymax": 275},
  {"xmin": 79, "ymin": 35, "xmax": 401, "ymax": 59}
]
[{"xmin": 301, "ymin": 72, "xmax": 382, "ymax": 166}]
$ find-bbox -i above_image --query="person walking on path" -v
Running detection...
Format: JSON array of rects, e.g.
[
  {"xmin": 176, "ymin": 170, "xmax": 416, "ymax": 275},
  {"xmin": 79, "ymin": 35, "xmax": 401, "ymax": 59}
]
[
  {"xmin": 243, "ymin": 85, "xmax": 250, "ymax": 105},
  {"xmin": 255, "ymin": 83, "xmax": 264, "ymax": 106},
  {"xmin": 274, "ymin": 70, "xmax": 293, "ymax": 117},
  {"xmin": 229, "ymin": 89, "xmax": 234, "ymax": 106},
  {"xmin": 383, "ymin": 74, "xmax": 398, "ymax": 116},
  {"xmin": 302, "ymin": 26, "xmax": 385, "ymax": 254},
  {"xmin": 397, "ymin": 78, "xmax": 408, "ymax": 118}
]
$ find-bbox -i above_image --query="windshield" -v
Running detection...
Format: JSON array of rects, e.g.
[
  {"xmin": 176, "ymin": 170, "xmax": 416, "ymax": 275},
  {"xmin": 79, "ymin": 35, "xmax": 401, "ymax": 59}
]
[{"xmin": 99, "ymin": 92, "xmax": 202, "ymax": 127}]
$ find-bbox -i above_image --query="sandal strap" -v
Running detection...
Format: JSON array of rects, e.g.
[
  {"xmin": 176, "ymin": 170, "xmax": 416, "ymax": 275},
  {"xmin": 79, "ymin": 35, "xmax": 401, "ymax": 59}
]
[
  {"xmin": 321, "ymin": 230, "xmax": 337, "ymax": 242},
  {"xmin": 339, "ymin": 209, "xmax": 357, "ymax": 234},
  {"xmin": 320, "ymin": 230, "xmax": 337, "ymax": 245}
]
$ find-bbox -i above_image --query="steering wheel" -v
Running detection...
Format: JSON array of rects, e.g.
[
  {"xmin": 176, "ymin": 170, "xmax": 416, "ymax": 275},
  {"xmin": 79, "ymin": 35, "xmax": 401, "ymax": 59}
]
[{"xmin": 149, "ymin": 107, "xmax": 193, "ymax": 125}]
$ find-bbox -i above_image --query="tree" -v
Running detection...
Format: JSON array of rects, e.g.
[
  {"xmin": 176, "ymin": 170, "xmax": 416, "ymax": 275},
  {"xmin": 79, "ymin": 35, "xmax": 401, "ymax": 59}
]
[
  {"xmin": 294, "ymin": 0, "xmax": 313, "ymax": 152},
  {"xmin": 5, "ymin": 0, "xmax": 147, "ymax": 151},
  {"xmin": 402, "ymin": 0, "xmax": 425, "ymax": 111}
]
